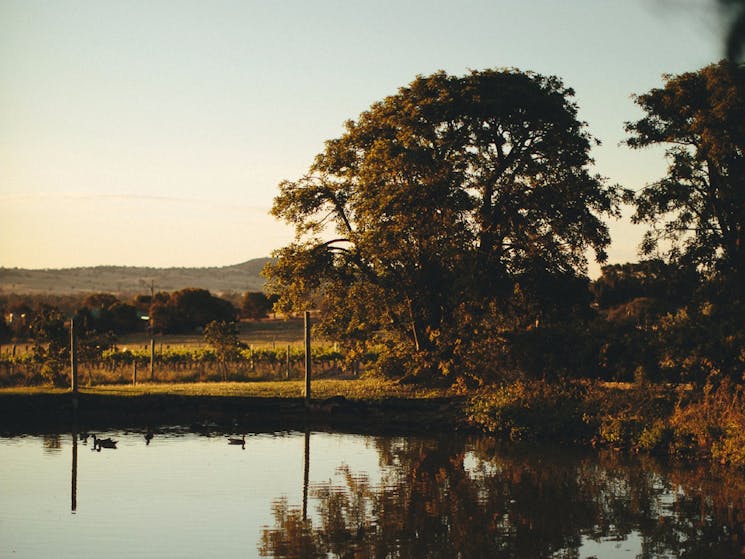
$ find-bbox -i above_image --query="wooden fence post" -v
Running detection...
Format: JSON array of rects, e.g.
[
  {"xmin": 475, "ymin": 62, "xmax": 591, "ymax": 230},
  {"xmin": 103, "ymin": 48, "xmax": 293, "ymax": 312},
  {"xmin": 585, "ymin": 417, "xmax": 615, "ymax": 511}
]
[
  {"xmin": 149, "ymin": 338, "xmax": 155, "ymax": 381},
  {"xmin": 304, "ymin": 311, "xmax": 311, "ymax": 403},
  {"xmin": 133, "ymin": 361, "xmax": 137, "ymax": 385},
  {"xmin": 286, "ymin": 344, "xmax": 291, "ymax": 379}
]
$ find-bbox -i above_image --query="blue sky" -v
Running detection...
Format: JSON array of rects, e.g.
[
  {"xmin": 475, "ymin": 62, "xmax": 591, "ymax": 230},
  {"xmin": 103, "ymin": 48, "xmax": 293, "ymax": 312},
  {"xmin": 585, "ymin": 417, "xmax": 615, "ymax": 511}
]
[{"xmin": 0, "ymin": 0, "xmax": 725, "ymax": 275}]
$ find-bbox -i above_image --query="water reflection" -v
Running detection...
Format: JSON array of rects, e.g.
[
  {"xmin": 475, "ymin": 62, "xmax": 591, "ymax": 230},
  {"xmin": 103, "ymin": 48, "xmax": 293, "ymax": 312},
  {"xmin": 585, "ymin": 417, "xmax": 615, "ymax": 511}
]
[
  {"xmin": 260, "ymin": 437, "xmax": 745, "ymax": 558},
  {"xmin": 303, "ymin": 429, "xmax": 310, "ymax": 522},
  {"xmin": 71, "ymin": 430, "xmax": 77, "ymax": 513},
  {"xmin": 3, "ymin": 430, "xmax": 745, "ymax": 557},
  {"xmin": 42, "ymin": 434, "xmax": 62, "ymax": 453}
]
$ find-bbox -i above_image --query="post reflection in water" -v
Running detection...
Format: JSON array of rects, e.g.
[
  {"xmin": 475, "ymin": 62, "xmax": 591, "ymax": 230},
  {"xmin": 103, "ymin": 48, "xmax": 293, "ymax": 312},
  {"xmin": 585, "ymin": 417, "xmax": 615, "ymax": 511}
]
[
  {"xmin": 71, "ymin": 402, "xmax": 79, "ymax": 514},
  {"xmin": 70, "ymin": 430, "xmax": 77, "ymax": 513},
  {"xmin": 302, "ymin": 429, "xmax": 310, "ymax": 522},
  {"xmin": 259, "ymin": 436, "xmax": 745, "ymax": 558}
]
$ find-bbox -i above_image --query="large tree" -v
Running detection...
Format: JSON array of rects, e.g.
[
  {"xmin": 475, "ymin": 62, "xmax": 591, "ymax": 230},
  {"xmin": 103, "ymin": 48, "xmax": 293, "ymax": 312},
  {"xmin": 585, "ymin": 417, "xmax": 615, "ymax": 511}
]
[
  {"xmin": 626, "ymin": 61, "xmax": 745, "ymax": 281},
  {"xmin": 266, "ymin": 69, "xmax": 621, "ymax": 382}
]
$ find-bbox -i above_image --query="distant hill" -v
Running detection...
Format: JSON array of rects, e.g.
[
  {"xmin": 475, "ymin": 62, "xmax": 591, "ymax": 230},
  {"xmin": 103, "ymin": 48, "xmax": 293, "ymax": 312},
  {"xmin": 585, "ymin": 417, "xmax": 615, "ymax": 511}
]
[{"xmin": 0, "ymin": 258, "xmax": 271, "ymax": 295}]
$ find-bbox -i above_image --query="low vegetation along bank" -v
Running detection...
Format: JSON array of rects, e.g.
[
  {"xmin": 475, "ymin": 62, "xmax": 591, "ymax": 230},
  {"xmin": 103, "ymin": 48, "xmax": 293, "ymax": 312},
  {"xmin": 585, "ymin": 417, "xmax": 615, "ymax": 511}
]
[
  {"xmin": 467, "ymin": 377, "xmax": 745, "ymax": 468},
  {"xmin": 2, "ymin": 378, "xmax": 744, "ymax": 470}
]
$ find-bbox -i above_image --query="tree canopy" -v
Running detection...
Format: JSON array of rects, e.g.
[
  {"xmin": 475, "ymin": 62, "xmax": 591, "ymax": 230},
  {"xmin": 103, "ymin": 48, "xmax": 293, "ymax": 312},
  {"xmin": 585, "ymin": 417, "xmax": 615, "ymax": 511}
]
[
  {"xmin": 266, "ymin": 68, "xmax": 622, "ymax": 383},
  {"xmin": 241, "ymin": 291, "xmax": 273, "ymax": 320},
  {"xmin": 149, "ymin": 288, "xmax": 237, "ymax": 334},
  {"xmin": 626, "ymin": 60, "xmax": 745, "ymax": 282}
]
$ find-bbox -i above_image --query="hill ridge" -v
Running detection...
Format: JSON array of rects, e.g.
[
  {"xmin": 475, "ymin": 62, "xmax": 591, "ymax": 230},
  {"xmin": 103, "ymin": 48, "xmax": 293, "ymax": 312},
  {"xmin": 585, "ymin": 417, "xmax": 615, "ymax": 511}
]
[{"xmin": 0, "ymin": 258, "xmax": 271, "ymax": 295}]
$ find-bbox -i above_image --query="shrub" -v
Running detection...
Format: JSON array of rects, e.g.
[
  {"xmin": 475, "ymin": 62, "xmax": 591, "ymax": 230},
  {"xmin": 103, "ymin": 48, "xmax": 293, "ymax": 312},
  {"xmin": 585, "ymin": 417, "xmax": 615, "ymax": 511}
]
[
  {"xmin": 670, "ymin": 376, "xmax": 745, "ymax": 466},
  {"xmin": 466, "ymin": 381, "xmax": 592, "ymax": 442}
]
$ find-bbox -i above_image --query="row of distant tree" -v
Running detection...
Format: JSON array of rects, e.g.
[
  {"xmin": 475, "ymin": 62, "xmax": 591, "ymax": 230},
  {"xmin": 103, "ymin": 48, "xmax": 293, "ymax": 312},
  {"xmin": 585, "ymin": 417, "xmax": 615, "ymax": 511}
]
[
  {"xmin": 0, "ymin": 289, "xmax": 278, "ymax": 386},
  {"xmin": 0, "ymin": 289, "xmax": 276, "ymax": 341}
]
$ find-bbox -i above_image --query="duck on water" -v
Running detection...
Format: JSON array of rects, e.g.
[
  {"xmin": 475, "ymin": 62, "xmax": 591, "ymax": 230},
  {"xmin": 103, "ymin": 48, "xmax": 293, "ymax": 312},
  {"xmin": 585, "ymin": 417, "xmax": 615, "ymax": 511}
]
[
  {"xmin": 227, "ymin": 435, "xmax": 245, "ymax": 449},
  {"xmin": 91, "ymin": 434, "xmax": 118, "ymax": 451}
]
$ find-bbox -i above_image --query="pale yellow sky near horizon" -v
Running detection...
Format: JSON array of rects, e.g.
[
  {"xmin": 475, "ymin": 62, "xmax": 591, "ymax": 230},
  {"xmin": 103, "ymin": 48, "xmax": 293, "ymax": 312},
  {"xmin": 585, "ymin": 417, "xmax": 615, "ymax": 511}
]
[{"xmin": 0, "ymin": 1, "xmax": 725, "ymax": 277}]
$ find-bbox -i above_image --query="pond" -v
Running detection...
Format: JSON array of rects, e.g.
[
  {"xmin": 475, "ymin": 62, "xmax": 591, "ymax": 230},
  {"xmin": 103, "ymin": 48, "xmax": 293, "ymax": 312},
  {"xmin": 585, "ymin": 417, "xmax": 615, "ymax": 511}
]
[{"xmin": 1, "ymin": 428, "xmax": 744, "ymax": 558}]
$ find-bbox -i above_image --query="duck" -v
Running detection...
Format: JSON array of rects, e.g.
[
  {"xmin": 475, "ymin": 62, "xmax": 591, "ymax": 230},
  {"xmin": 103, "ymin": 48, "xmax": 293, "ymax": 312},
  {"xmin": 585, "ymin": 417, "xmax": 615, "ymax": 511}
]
[
  {"xmin": 97, "ymin": 438, "xmax": 118, "ymax": 450},
  {"xmin": 91, "ymin": 434, "xmax": 118, "ymax": 450},
  {"xmin": 227, "ymin": 434, "xmax": 246, "ymax": 448}
]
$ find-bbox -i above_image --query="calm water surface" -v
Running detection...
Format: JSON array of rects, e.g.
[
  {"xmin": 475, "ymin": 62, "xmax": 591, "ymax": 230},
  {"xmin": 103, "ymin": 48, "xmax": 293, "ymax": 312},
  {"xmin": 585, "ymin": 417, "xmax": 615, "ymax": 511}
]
[{"xmin": 1, "ymin": 429, "xmax": 744, "ymax": 558}]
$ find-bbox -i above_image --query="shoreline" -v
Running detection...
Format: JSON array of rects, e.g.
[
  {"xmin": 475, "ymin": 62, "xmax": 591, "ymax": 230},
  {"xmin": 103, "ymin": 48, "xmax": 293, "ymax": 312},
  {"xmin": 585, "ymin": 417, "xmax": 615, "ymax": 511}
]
[
  {"xmin": 0, "ymin": 391, "xmax": 468, "ymax": 436},
  {"xmin": 2, "ymin": 381, "xmax": 743, "ymax": 472}
]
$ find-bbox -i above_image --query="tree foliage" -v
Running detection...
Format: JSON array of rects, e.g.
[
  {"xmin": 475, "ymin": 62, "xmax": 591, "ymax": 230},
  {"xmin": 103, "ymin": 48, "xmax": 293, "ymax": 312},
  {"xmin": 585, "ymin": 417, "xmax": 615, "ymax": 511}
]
[
  {"xmin": 28, "ymin": 305, "xmax": 70, "ymax": 386},
  {"xmin": 592, "ymin": 260, "xmax": 699, "ymax": 310},
  {"xmin": 149, "ymin": 288, "xmax": 236, "ymax": 334},
  {"xmin": 241, "ymin": 291, "xmax": 273, "ymax": 320},
  {"xmin": 77, "ymin": 293, "xmax": 142, "ymax": 334},
  {"xmin": 626, "ymin": 60, "xmax": 745, "ymax": 281},
  {"xmin": 623, "ymin": 62, "xmax": 745, "ymax": 382},
  {"xmin": 266, "ymin": 68, "xmax": 622, "ymax": 383},
  {"xmin": 203, "ymin": 319, "xmax": 241, "ymax": 380}
]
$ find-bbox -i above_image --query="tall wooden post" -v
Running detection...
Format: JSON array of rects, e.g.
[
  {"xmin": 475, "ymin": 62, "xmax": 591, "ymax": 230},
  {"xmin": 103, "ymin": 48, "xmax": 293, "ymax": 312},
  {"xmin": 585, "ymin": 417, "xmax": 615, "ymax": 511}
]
[
  {"xmin": 149, "ymin": 280, "xmax": 155, "ymax": 381},
  {"xmin": 70, "ymin": 318, "xmax": 78, "ymax": 393},
  {"xmin": 304, "ymin": 311, "xmax": 311, "ymax": 403},
  {"xmin": 286, "ymin": 344, "xmax": 291, "ymax": 379},
  {"xmin": 132, "ymin": 361, "xmax": 138, "ymax": 385},
  {"xmin": 149, "ymin": 338, "xmax": 155, "ymax": 381}
]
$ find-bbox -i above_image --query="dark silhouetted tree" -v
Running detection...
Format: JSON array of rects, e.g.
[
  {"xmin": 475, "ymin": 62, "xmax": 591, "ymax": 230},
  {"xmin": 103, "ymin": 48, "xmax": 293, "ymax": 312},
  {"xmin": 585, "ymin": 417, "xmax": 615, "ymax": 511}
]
[
  {"xmin": 626, "ymin": 61, "xmax": 745, "ymax": 381},
  {"xmin": 592, "ymin": 260, "xmax": 699, "ymax": 310},
  {"xmin": 241, "ymin": 291, "xmax": 272, "ymax": 320},
  {"xmin": 265, "ymin": 68, "xmax": 623, "ymax": 383},
  {"xmin": 150, "ymin": 289, "xmax": 236, "ymax": 334},
  {"xmin": 76, "ymin": 293, "xmax": 142, "ymax": 335},
  {"xmin": 626, "ymin": 61, "xmax": 745, "ymax": 283}
]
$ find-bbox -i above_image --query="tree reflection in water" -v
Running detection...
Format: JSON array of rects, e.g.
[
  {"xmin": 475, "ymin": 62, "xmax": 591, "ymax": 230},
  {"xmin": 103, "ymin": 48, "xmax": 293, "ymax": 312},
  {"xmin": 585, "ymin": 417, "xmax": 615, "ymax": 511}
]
[{"xmin": 259, "ymin": 436, "xmax": 745, "ymax": 558}]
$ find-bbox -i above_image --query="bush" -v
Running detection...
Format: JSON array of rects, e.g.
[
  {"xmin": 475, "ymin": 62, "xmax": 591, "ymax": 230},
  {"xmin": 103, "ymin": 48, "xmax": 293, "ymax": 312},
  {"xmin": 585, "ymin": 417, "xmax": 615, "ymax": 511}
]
[
  {"xmin": 466, "ymin": 381, "xmax": 592, "ymax": 442},
  {"xmin": 670, "ymin": 376, "xmax": 745, "ymax": 466},
  {"xmin": 40, "ymin": 361, "xmax": 68, "ymax": 387},
  {"xmin": 636, "ymin": 419, "xmax": 675, "ymax": 454}
]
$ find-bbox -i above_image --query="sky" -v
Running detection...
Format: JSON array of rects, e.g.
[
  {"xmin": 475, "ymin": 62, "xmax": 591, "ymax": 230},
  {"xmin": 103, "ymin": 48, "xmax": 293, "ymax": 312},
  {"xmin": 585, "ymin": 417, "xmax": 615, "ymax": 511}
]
[{"xmin": 0, "ymin": 0, "xmax": 726, "ymax": 276}]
